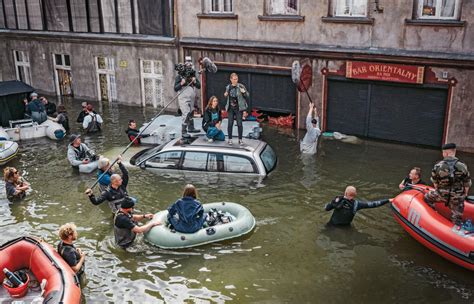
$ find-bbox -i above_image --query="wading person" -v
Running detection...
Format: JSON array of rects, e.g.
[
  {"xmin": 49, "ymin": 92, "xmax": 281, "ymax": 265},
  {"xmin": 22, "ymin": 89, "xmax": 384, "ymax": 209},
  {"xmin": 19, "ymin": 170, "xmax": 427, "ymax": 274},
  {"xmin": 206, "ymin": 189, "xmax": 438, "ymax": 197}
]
[
  {"xmin": 76, "ymin": 102, "xmax": 90, "ymax": 123},
  {"xmin": 202, "ymin": 96, "xmax": 225, "ymax": 142},
  {"xmin": 224, "ymin": 73, "xmax": 249, "ymax": 145},
  {"xmin": 167, "ymin": 184, "xmax": 206, "ymax": 233},
  {"xmin": 3, "ymin": 167, "xmax": 30, "ymax": 202},
  {"xmin": 125, "ymin": 119, "xmax": 150, "ymax": 145},
  {"xmin": 57, "ymin": 223, "xmax": 85, "ymax": 280},
  {"xmin": 85, "ymin": 158, "xmax": 136, "ymax": 213},
  {"xmin": 114, "ymin": 198, "xmax": 160, "ymax": 249},
  {"xmin": 425, "ymin": 143, "xmax": 471, "ymax": 227},
  {"xmin": 300, "ymin": 103, "xmax": 321, "ymax": 155},
  {"xmin": 82, "ymin": 104, "xmax": 103, "ymax": 133},
  {"xmin": 97, "ymin": 156, "xmax": 126, "ymax": 191},
  {"xmin": 174, "ymin": 56, "xmax": 201, "ymax": 135},
  {"xmin": 67, "ymin": 134, "xmax": 96, "ymax": 168},
  {"xmin": 325, "ymin": 186, "xmax": 391, "ymax": 226},
  {"xmin": 54, "ymin": 105, "xmax": 70, "ymax": 132},
  {"xmin": 41, "ymin": 96, "xmax": 57, "ymax": 117},
  {"xmin": 399, "ymin": 167, "xmax": 426, "ymax": 191}
]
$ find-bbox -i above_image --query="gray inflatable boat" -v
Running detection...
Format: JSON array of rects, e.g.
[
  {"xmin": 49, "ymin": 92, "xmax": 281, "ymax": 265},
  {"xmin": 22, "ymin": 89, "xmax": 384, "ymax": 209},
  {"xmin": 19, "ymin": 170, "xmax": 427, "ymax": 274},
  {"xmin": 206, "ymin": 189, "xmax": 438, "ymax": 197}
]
[{"xmin": 145, "ymin": 202, "xmax": 255, "ymax": 249}]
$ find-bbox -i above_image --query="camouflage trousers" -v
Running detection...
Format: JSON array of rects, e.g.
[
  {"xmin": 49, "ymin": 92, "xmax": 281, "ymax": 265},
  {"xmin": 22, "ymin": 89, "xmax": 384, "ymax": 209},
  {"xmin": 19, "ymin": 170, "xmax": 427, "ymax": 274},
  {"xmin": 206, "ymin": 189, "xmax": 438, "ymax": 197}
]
[{"xmin": 425, "ymin": 190, "xmax": 465, "ymax": 225}]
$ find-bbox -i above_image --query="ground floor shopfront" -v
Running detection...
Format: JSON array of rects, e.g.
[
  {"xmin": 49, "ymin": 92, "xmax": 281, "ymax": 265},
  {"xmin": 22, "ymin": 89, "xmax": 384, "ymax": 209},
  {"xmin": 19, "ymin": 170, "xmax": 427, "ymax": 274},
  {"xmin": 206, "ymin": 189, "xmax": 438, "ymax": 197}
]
[{"xmin": 181, "ymin": 38, "xmax": 474, "ymax": 152}]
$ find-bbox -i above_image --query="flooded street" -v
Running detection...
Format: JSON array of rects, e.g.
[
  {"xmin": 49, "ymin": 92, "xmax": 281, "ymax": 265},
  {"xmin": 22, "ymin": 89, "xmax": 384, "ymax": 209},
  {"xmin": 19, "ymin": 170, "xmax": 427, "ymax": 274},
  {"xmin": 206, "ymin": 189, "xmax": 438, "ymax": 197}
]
[{"xmin": 1, "ymin": 99, "xmax": 473, "ymax": 303}]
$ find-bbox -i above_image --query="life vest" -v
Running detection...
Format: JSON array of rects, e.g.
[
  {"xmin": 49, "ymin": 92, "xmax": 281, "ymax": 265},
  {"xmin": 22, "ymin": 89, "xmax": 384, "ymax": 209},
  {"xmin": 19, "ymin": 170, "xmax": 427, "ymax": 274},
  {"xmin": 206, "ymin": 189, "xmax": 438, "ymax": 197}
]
[
  {"xmin": 71, "ymin": 144, "xmax": 87, "ymax": 161},
  {"xmin": 114, "ymin": 211, "xmax": 137, "ymax": 248}
]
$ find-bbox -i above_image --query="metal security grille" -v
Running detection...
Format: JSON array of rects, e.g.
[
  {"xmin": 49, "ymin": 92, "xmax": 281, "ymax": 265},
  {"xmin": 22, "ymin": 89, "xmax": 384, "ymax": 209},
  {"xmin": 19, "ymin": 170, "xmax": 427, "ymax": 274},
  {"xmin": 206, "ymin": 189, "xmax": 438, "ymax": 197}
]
[
  {"xmin": 326, "ymin": 78, "xmax": 448, "ymax": 146},
  {"xmin": 205, "ymin": 67, "xmax": 296, "ymax": 114}
]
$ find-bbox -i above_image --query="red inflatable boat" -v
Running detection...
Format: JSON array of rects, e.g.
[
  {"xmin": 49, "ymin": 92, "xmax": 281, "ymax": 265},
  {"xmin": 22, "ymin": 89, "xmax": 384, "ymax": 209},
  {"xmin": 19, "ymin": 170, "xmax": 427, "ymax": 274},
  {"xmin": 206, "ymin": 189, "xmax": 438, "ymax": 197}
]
[
  {"xmin": 0, "ymin": 236, "xmax": 81, "ymax": 303},
  {"xmin": 391, "ymin": 186, "xmax": 474, "ymax": 271}
]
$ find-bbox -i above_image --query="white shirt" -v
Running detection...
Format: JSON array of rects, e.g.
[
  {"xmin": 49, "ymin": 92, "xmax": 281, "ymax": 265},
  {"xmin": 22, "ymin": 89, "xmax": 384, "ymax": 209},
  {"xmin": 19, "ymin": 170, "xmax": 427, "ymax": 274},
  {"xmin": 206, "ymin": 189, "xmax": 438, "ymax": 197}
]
[
  {"xmin": 300, "ymin": 114, "xmax": 321, "ymax": 155},
  {"xmin": 82, "ymin": 112, "xmax": 103, "ymax": 130}
]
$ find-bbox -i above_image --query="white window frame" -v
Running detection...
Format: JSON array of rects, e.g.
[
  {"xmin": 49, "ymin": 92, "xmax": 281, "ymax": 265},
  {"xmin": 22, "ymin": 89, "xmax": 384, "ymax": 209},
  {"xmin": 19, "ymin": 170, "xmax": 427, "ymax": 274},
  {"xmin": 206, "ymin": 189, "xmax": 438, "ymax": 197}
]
[
  {"xmin": 95, "ymin": 56, "xmax": 117, "ymax": 102},
  {"xmin": 139, "ymin": 59, "xmax": 164, "ymax": 108},
  {"xmin": 333, "ymin": 0, "xmax": 368, "ymax": 17},
  {"xmin": 13, "ymin": 50, "xmax": 32, "ymax": 85},
  {"xmin": 267, "ymin": 0, "xmax": 299, "ymax": 15},
  {"xmin": 418, "ymin": 0, "xmax": 461, "ymax": 20},
  {"xmin": 208, "ymin": 0, "xmax": 233, "ymax": 13},
  {"xmin": 53, "ymin": 53, "xmax": 72, "ymax": 96}
]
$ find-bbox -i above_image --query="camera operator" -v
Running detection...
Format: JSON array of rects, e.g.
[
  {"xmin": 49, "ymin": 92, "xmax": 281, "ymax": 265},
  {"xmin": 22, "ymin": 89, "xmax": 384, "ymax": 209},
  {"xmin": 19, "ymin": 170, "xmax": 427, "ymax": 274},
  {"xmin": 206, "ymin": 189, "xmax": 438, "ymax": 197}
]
[{"xmin": 174, "ymin": 56, "xmax": 201, "ymax": 135}]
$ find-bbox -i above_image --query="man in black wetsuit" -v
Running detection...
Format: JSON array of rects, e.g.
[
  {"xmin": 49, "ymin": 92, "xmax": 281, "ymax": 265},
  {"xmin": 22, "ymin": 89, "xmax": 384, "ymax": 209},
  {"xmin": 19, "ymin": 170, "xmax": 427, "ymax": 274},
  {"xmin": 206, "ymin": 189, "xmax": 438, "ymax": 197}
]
[
  {"xmin": 125, "ymin": 120, "xmax": 150, "ymax": 145},
  {"xmin": 325, "ymin": 186, "xmax": 391, "ymax": 226}
]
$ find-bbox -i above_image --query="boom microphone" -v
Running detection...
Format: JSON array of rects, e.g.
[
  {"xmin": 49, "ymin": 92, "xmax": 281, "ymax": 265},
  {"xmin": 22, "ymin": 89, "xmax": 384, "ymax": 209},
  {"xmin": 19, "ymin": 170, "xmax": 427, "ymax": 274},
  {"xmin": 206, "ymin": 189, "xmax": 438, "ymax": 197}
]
[
  {"xmin": 291, "ymin": 60, "xmax": 301, "ymax": 85},
  {"xmin": 201, "ymin": 57, "xmax": 218, "ymax": 73}
]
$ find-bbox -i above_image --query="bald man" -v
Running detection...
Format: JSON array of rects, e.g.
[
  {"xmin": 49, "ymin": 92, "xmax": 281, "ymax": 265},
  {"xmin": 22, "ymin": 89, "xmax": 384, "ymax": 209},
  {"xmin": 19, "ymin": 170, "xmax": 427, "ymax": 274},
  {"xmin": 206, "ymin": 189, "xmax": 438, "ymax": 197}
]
[
  {"xmin": 325, "ymin": 186, "xmax": 391, "ymax": 226},
  {"xmin": 85, "ymin": 160, "xmax": 133, "ymax": 213}
]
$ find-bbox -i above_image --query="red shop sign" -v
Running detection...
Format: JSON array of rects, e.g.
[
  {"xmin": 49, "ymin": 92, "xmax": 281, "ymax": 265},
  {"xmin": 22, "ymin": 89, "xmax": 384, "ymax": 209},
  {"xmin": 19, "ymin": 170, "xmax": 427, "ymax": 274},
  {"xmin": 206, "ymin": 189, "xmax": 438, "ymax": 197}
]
[{"xmin": 346, "ymin": 61, "xmax": 424, "ymax": 84}]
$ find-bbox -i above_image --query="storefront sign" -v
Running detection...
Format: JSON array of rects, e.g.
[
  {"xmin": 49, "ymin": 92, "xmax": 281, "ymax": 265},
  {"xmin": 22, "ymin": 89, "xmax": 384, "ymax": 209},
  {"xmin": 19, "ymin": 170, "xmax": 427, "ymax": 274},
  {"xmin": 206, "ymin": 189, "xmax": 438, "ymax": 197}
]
[{"xmin": 346, "ymin": 61, "xmax": 424, "ymax": 84}]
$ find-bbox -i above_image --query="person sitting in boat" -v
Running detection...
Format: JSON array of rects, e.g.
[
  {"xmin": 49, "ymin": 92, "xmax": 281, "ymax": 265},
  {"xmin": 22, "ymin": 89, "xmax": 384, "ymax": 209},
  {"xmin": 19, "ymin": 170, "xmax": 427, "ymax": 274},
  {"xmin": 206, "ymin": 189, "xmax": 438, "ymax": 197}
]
[
  {"xmin": 97, "ymin": 156, "xmax": 126, "ymax": 191},
  {"xmin": 125, "ymin": 120, "xmax": 150, "ymax": 145},
  {"xmin": 202, "ymin": 96, "xmax": 225, "ymax": 143},
  {"xmin": 85, "ymin": 165, "xmax": 136, "ymax": 213},
  {"xmin": 40, "ymin": 96, "xmax": 57, "ymax": 117},
  {"xmin": 25, "ymin": 92, "xmax": 47, "ymax": 124},
  {"xmin": 114, "ymin": 198, "xmax": 160, "ymax": 249},
  {"xmin": 3, "ymin": 167, "xmax": 30, "ymax": 202},
  {"xmin": 325, "ymin": 186, "xmax": 391, "ymax": 226},
  {"xmin": 425, "ymin": 143, "xmax": 471, "ymax": 227},
  {"xmin": 53, "ymin": 105, "xmax": 70, "ymax": 132},
  {"xmin": 300, "ymin": 103, "xmax": 321, "ymax": 155},
  {"xmin": 82, "ymin": 104, "xmax": 103, "ymax": 133},
  {"xmin": 67, "ymin": 134, "xmax": 97, "ymax": 168},
  {"xmin": 399, "ymin": 167, "xmax": 426, "ymax": 191},
  {"xmin": 57, "ymin": 223, "xmax": 85, "ymax": 281},
  {"xmin": 167, "ymin": 184, "xmax": 206, "ymax": 233}
]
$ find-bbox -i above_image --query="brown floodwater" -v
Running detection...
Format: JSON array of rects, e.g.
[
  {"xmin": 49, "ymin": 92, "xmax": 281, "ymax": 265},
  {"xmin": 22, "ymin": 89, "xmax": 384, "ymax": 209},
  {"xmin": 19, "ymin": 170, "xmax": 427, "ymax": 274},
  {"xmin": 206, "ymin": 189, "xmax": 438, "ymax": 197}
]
[{"xmin": 1, "ymin": 98, "xmax": 473, "ymax": 303}]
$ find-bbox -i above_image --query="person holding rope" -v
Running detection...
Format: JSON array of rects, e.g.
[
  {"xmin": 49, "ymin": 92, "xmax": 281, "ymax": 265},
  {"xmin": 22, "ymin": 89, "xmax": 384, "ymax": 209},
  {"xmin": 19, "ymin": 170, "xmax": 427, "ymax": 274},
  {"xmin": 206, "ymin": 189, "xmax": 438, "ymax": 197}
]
[
  {"xmin": 425, "ymin": 143, "xmax": 471, "ymax": 227},
  {"xmin": 300, "ymin": 102, "xmax": 321, "ymax": 155},
  {"xmin": 174, "ymin": 56, "xmax": 201, "ymax": 136},
  {"xmin": 325, "ymin": 186, "xmax": 391, "ymax": 226}
]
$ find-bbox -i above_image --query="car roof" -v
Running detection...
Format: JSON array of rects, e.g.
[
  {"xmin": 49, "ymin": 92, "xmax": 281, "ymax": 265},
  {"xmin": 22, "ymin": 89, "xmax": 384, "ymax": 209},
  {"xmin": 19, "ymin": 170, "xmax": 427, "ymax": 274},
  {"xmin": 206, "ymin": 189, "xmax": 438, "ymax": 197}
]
[{"xmin": 165, "ymin": 135, "xmax": 265, "ymax": 153}]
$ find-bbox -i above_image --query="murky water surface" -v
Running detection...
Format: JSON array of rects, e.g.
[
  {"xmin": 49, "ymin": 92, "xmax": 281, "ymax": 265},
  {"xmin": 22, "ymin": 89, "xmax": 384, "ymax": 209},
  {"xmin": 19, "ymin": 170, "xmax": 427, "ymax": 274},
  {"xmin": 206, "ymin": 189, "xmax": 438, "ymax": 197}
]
[{"xmin": 1, "ymin": 99, "xmax": 473, "ymax": 303}]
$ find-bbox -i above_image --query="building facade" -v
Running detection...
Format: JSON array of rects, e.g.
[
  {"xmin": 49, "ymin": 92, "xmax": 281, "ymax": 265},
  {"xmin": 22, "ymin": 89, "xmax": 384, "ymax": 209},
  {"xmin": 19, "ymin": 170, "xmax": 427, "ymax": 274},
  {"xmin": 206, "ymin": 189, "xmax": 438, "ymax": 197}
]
[
  {"xmin": 1, "ymin": 1, "xmax": 473, "ymax": 151},
  {"xmin": 177, "ymin": 0, "xmax": 474, "ymax": 152},
  {"xmin": 0, "ymin": 0, "xmax": 176, "ymax": 108}
]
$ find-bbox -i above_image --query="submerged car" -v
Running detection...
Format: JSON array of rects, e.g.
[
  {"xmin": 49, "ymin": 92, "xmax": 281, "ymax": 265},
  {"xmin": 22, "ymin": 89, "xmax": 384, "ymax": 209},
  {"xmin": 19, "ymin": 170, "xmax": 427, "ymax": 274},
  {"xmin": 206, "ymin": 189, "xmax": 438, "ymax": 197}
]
[{"xmin": 130, "ymin": 135, "xmax": 277, "ymax": 179}]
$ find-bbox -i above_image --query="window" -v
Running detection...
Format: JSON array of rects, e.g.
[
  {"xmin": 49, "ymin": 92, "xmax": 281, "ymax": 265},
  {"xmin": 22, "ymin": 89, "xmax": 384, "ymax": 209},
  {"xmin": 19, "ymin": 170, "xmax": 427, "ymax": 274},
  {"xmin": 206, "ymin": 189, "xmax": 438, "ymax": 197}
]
[
  {"xmin": 53, "ymin": 54, "xmax": 73, "ymax": 96},
  {"xmin": 334, "ymin": 0, "xmax": 368, "ymax": 17},
  {"xmin": 208, "ymin": 0, "xmax": 233, "ymax": 13},
  {"xmin": 260, "ymin": 144, "xmax": 277, "ymax": 173},
  {"xmin": 182, "ymin": 152, "xmax": 208, "ymax": 171},
  {"xmin": 267, "ymin": 0, "xmax": 298, "ymax": 15},
  {"xmin": 418, "ymin": 0, "xmax": 460, "ymax": 19},
  {"xmin": 140, "ymin": 60, "xmax": 164, "ymax": 108},
  {"xmin": 13, "ymin": 51, "xmax": 32, "ymax": 85},
  {"xmin": 223, "ymin": 155, "xmax": 255, "ymax": 173},
  {"xmin": 147, "ymin": 151, "xmax": 182, "ymax": 169},
  {"xmin": 96, "ymin": 56, "xmax": 117, "ymax": 102}
]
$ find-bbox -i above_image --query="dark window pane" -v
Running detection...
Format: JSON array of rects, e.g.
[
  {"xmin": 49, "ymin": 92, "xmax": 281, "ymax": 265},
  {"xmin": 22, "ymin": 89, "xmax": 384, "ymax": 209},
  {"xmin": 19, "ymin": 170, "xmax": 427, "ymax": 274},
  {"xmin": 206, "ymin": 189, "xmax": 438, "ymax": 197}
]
[
  {"xmin": 27, "ymin": 0, "xmax": 43, "ymax": 30},
  {"xmin": 64, "ymin": 55, "xmax": 70, "ymax": 66},
  {"xmin": 4, "ymin": 0, "xmax": 16, "ymax": 29},
  {"xmin": 88, "ymin": 0, "xmax": 100, "ymax": 32},
  {"xmin": 0, "ymin": 1, "xmax": 5, "ymax": 28},
  {"xmin": 45, "ymin": 0, "xmax": 69, "ymax": 31},
  {"xmin": 118, "ymin": 0, "xmax": 132, "ymax": 33},
  {"xmin": 55, "ymin": 54, "xmax": 62, "ymax": 65},
  {"xmin": 71, "ymin": 0, "xmax": 88, "ymax": 32},
  {"xmin": 16, "ymin": 0, "xmax": 28, "ymax": 29},
  {"xmin": 101, "ymin": 0, "xmax": 116, "ymax": 32},
  {"xmin": 138, "ymin": 0, "xmax": 172, "ymax": 36}
]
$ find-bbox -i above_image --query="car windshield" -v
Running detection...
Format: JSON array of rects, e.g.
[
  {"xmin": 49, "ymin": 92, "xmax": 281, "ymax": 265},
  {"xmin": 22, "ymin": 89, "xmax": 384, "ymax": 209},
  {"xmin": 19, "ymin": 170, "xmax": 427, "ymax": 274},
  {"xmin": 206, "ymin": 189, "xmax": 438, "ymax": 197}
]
[{"xmin": 260, "ymin": 144, "xmax": 277, "ymax": 173}]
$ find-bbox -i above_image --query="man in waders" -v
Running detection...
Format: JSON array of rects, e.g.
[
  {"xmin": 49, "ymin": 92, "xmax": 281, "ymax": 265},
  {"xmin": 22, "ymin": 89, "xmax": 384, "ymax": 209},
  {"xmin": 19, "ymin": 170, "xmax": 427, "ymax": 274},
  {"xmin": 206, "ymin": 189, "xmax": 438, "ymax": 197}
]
[
  {"xmin": 174, "ymin": 56, "xmax": 201, "ymax": 136},
  {"xmin": 114, "ymin": 198, "xmax": 160, "ymax": 249},
  {"xmin": 425, "ymin": 143, "xmax": 471, "ymax": 228}
]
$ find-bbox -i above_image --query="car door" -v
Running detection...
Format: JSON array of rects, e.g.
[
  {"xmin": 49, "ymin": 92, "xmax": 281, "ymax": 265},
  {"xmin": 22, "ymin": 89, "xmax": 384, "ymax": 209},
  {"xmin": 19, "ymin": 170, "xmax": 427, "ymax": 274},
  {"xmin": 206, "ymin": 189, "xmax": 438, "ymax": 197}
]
[
  {"xmin": 144, "ymin": 150, "xmax": 183, "ymax": 177},
  {"xmin": 217, "ymin": 153, "xmax": 260, "ymax": 186},
  {"xmin": 181, "ymin": 151, "xmax": 219, "ymax": 185}
]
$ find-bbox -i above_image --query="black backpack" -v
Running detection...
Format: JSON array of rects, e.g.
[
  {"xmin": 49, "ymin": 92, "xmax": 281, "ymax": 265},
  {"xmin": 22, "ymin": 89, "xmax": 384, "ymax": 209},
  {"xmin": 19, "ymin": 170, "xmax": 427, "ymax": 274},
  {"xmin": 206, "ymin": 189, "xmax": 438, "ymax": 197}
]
[{"xmin": 86, "ymin": 114, "xmax": 101, "ymax": 133}]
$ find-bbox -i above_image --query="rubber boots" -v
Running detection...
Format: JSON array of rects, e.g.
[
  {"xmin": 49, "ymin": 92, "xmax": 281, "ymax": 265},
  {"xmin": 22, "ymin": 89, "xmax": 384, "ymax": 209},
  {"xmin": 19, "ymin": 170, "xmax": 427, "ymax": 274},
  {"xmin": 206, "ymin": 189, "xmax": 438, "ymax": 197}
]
[
  {"xmin": 181, "ymin": 124, "xmax": 188, "ymax": 136},
  {"xmin": 187, "ymin": 118, "xmax": 200, "ymax": 133}
]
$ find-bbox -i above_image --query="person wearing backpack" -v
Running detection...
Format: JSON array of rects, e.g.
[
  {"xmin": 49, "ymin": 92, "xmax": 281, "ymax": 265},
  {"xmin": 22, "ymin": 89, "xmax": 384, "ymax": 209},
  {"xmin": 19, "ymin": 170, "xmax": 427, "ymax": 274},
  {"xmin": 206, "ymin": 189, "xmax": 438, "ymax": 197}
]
[
  {"xmin": 82, "ymin": 104, "xmax": 103, "ymax": 133},
  {"xmin": 425, "ymin": 143, "xmax": 471, "ymax": 227}
]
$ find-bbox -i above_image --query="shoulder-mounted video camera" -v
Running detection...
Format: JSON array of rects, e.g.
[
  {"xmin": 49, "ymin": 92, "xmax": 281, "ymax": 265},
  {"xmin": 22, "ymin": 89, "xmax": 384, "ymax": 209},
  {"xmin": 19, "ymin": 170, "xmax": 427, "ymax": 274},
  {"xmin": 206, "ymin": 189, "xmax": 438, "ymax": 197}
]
[{"xmin": 175, "ymin": 63, "xmax": 197, "ymax": 84}]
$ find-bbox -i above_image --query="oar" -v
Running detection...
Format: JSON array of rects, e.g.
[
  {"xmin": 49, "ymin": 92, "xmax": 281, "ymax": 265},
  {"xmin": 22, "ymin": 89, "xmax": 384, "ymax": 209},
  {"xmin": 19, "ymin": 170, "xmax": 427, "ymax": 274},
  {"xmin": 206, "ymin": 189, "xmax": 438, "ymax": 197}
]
[{"xmin": 88, "ymin": 81, "xmax": 195, "ymax": 190}]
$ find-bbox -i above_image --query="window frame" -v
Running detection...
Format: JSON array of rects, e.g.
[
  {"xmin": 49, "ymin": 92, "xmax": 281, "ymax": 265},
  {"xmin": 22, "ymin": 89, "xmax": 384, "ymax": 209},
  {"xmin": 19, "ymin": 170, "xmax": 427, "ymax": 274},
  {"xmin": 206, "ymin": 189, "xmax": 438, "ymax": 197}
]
[
  {"xmin": 266, "ymin": 0, "xmax": 299, "ymax": 16},
  {"xmin": 209, "ymin": 0, "xmax": 233, "ymax": 14},
  {"xmin": 13, "ymin": 50, "xmax": 32, "ymax": 85},
  {"xmin": 417, "ymin": 0, "xmax": 461, "ymax": 20},
  {"xmin": 333, "ymin": 0, "xmax": 368, "ymax": 18},
  {"xmin": 222, "ymin": 153, "xmax": 258, "ymax": 174},
  {"xmin": 145, "ymin": 150, "xmax": 183, "ymax": 169}
]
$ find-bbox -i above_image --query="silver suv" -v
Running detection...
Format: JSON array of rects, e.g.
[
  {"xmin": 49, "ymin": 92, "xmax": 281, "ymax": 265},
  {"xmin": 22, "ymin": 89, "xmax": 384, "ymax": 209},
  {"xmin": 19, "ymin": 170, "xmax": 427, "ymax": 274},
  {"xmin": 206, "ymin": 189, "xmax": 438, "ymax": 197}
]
[{"xmin": 130, "ymin": 135, "xmax": 277, "ymax": 178}]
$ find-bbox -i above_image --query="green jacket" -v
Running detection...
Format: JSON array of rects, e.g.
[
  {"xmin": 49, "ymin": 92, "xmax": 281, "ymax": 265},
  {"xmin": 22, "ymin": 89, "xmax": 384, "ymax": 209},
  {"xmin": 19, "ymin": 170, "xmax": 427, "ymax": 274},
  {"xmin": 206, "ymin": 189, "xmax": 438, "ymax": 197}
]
[{"xmin": 225, "ymin": 83, "xmax": 249, "ymax": 112}]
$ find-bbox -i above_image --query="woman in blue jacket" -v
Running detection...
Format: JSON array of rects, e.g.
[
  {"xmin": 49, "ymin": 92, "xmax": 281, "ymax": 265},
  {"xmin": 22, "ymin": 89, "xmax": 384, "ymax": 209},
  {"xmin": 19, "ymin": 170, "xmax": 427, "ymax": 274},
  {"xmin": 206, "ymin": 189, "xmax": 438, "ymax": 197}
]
[{"xmin": 167, "ymin": 184, "xmax": 206, "ymax": 233}]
